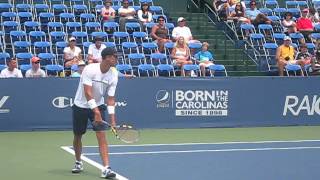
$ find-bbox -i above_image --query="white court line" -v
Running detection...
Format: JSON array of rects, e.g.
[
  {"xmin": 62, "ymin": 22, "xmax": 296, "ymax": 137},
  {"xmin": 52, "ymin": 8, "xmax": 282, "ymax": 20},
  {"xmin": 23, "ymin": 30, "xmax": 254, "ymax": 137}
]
[
  {"xmin": 61, "ymin": 146, "xmax": 129, "ymax": 180},
  {"xmin": 81, "ymin": 139, "xmax": 320, "ymax": 148},
  {"xmin": 82, "ymin": 146, "xmax": 320, "ymax": 156}
]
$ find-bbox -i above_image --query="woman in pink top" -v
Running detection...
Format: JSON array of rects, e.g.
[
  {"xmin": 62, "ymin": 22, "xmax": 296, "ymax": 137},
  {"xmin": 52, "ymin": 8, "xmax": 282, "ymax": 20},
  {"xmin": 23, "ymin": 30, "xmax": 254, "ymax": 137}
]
[{"xmin": 101, "ymin": 0, "xmax": 116, "ymax": 22}]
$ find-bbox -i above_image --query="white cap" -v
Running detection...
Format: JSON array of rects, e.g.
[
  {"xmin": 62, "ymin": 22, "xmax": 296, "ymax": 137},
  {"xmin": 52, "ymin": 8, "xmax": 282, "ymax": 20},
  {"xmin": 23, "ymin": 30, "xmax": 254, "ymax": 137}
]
[
  {"xmin": 283, "ymin": 36, "xmax": 291, "ymax": 41},
  {"xmin": 177, "ymin": 17, "xmax": 185, "ymax": 22},
  {"xmin": 69, "ymin": 37, "xmax": 76, "ymax": 41}
]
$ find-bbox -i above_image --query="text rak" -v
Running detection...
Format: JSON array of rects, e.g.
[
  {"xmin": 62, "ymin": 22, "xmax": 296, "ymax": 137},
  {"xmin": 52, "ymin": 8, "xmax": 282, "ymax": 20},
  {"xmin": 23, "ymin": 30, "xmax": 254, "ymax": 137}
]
[{"xmin": 283, "ymin": 95, "xmax": 320, "ymax": 116}]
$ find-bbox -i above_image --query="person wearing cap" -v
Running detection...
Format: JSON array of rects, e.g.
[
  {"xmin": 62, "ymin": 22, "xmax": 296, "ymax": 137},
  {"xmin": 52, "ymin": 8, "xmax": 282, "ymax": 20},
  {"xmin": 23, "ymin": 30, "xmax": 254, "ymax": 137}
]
[
  {"xmin": 137, "ymin": 2, "xmax": 152, "ymax": 26},
  {"xmin": 25, "ymin": 56, "xmax": 46, "ymax": 78},
  {"xmin": 295, "ymin": 43, "xmax": 312, "ymax": 65},
  {"xmin": 64, "ymin": 37, "xmax": 83, "ymax": 69},
  {"xmin": 194, "ymin": 42, "xmax": 215, "ymax": 77},
  {"xmin": 87, "ymin": 37, "xmax": 107, "ymax": 64},
  {"xmin": 100, "ymin": 0, "xmax": 116, "ymax": 22},
  {"xmin": 276, "ymin": 36, "xmax": 305, "ymax": 76},
  {"xmin": 172, "ymin": 17, "xmax": 195, "ymax": 43},
  {"xmin": 71, "ymin": 60, "xmax": 86, "ymax": 78},
  {"xmin": 151, "ymin": 15, "xmax": 171, "ymax": 53},
  {"xmin": 296, "ymin": 8, "xmax": 314, "ymax": 42},
  {"xmin": 71, "ymin": 47, "xmax": 119, "ymax": 178},
  {"xmin": 0, "ymin": 57, "xmax": 23, "ymax": 78},
  {"xmin": 118, "ymin": 0, "xmax": 136, "ymax": 31}
]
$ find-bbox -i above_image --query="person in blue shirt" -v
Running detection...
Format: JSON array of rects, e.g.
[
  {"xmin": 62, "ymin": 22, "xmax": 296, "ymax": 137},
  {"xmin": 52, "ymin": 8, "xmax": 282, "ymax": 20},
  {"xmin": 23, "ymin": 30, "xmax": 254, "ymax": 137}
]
[{"xmin": 194, "ymin": 42, "xmax": 214, "ymax": 77}]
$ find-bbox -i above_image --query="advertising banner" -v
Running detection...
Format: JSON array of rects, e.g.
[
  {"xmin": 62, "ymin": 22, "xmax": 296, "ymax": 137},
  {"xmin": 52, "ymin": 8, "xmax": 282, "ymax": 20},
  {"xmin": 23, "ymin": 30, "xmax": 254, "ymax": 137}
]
[{"xmin": 0, "ymin": 77, "xmax": 319, "ymax": 131}]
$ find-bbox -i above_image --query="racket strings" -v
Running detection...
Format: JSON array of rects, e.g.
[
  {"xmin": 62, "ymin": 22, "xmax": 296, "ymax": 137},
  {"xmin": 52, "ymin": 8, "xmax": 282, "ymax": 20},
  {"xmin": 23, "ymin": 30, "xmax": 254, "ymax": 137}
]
[{"xmin": 116, "ymin": 128, "xmax": 139, "ymax": 143}]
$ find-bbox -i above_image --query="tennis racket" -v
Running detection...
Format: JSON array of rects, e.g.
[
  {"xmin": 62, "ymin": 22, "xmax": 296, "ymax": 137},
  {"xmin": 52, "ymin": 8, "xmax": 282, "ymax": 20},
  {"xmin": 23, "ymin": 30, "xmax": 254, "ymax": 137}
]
[{"xmin": 100, "ymin": 121, "xmax": 140, "ymax": 143}]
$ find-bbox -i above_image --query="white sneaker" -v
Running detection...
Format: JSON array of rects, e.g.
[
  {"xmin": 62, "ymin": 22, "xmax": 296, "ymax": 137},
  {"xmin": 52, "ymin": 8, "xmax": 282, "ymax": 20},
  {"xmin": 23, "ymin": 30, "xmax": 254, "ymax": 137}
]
[
  {"xmin": 101, "ymin": 167, "xmax": 116, "ymax": 179},
  {"xmin": 191, "ymin": 70, "xmax": 197, "ymax": 77},
  {"xmin": 72, "ymin": 161, "xmax": 83, "ymax": 173}
]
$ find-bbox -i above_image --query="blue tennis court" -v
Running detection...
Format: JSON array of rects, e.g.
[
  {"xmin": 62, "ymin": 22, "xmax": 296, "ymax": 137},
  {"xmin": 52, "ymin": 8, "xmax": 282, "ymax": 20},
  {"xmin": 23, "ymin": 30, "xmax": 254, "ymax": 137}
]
[{"xmin": 62, "ymin": 140, "xmax": 320, "ymax": 180}]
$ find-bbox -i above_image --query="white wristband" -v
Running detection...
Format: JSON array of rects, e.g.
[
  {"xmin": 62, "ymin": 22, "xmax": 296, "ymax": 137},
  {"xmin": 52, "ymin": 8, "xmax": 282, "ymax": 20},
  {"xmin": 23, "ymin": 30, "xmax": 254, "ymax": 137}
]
[
  {"xmin": 107, "ymin": 106, "xmax": 115, "ymax": 114},
  {"xmin": 88, "ymin": 99, "xmax": 98, "ymax": 109}
]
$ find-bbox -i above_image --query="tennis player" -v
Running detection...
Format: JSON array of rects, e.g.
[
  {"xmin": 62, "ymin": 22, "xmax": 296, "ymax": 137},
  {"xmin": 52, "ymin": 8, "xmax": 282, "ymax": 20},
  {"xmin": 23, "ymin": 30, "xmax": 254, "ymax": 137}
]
[{"xmin": 71, "ymin": 47, "xmax": 118, "ymax": 179}]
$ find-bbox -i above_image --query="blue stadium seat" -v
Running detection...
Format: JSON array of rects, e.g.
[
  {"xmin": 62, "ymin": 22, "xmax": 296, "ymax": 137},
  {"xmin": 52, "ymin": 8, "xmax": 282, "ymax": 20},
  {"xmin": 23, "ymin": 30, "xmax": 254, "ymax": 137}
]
[
  {"xmin": 33, "ymin": 41, "xmax": 52, "ymax": 54},
  {"xmin": 71, "ymin": 31, "xmax": 88, "ymax": 44},
  {"xmin": 90, "ymin": 31, "xmax": 108, "ymax": 42},
  {"xmin": 116, "ymin": 64, "xmax": 133, "ymax": 75},
  {"xmin": 59, "ymin": 13, "xmax": 76, "ymax": 24},
  {"xmin": 10, "ymin": 31, "xmax": 28, "ymax": 44},
  {"xmin": 23, "ymin": 21, "xmax": 41, "ymax": 33},
  {"xmin": 17, "ymin": 12, "xmax": 33, "ymax": 24},
  {"xmin": 125, "ymin": 22, "xmax": 141, "ymax": 34},
  {"xmin": 128, "ymin": 53, "xmax": 146, "ymax": 67},
  {"xmin": 0, "ymin": 3, "xmax": 13, "ymax": 13},
  {"xmin": 29, "ymin": 31, "xmax": 47, "ymax": 44},
  {"xmin": 263, "ymin": 43, "xmax": 278, "ymax": 71},
  {"xmin": 0, "ymin": 52, "xmax": 10, "ymax": 69},
  {"xmin": 103, "ymin": 21, "xmax": 119, "ymax": 35},
  {"xmin": 55, "ymin": 41, "xmax": 68, "ymax": 56},
  {"xmin": 45, "ymin": 64, "xmax": 65, "ymax": 77},
  {"xmin": 16, "ymin": 52, "xmax": 33, "ymax": 66},
  {"xmin": 50, "ymin": 31, "xmax": 66, "ymax": 43},
  {"xmin": 72, "ymin": 4, "xmax": 88, "ymax": 16},
  {"xmin": 141, "ymin": 42, "xmax": 158, "ymax": 55},
  {"xmin": 66, "ymin": 22, "xmax": 82, "ymax": 34},
  {"xmin": 39, "ymin": 12, "xmax": 55, "ymax": 26},
  {"xmin": 150, "ymin": 53, "xmax": 168, "ymax": 65},
  {"xmin": 1, "ymin": 12, "xmax": 17, "ymax": 22},
  {"xmin": 209, "ymin": 64, "xmax": 228, "ymax": 77},
  {"xmin": 2, "ymin": 21, "xmax": 19, "ymax": 35},
  {"xmin": 113, "ymin": 31, "xmax": 130, "ymax": 46},
  {"xmin": 80, "ymin": 13, "xmax": 96, "ymax": 24},
  {"xmin": 34, "ymin": 4, "xmax": 50, "ymax": 15},
  {"xmin": 13, "ymin": 41, "xmax": 31, "ymax": 54},
  {"xmin": 84, "ymin": 22, "xmax": 101, "ymax": 34},
  {"xmin": 138, "ymin": 64, "xmax": 156, "ymax": 77},
  {"xmin": 150, "ymin": 6, "xmax": 163, "ymax": 15},
  {"xmin": 182, "ymin": 64, "xmax": 201, "ymax": 77},
  {"xmin": 53, "ymin": 4, "xmax": 68, "ymax": 16},
  {"xmin": 157, "ymin": 64, "xmax": 175, "ymax": 77},
  {"xmin": 132, "ymin": 31, "xmax": 148, "ymax": 45},
  {"xmin": 16, "ymin": 3, "xmax": 33, "ymax": 12},
  {"xmin": 121, "ymin": 42, "xmax": 139, "ymax": 57},
  {"xmin": 285, "ymin": 64, "xmax": 303, "ymax": 76},
  {"xmin": 48, "ymin": 22, "xmax": 64, "ymax": 32},
  {"xmin": 38, "ymin": 52, "xmax": 57, "ymax": 66}
]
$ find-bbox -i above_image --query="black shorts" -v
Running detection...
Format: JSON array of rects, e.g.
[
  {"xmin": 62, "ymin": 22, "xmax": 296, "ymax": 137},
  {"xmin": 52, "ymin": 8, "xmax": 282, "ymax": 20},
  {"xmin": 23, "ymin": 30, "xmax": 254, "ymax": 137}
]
[{"xmin": 72, "ymin": 104, "xmax": 107, "ymax": 135}]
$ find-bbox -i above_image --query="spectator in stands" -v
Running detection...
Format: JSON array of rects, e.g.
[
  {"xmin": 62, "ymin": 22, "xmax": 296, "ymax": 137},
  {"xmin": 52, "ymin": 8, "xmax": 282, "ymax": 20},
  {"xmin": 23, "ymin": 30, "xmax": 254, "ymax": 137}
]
[
  {"xmin": 151, "ymin": 15, "xmax": 170, "ymax": 53},
  {"xmin": 172, "ymin": 17, "xmax": 198, "ymax": 43},
  {"xmin": 295, "ymin": 43, "xmax": 312, "ymax": 65},
  {"xmin": 227, "ymin": 2, "xmax": 250, "ymax": 25},
  {"xmin": 276, "ymin": 36, "xmax": 305, "ymax": 76},
  {"xmin": 296, "ymin": 8, "xmax": 314, "ymax": 42},
  {"xmin": 309, "ymin": 8, "xmax": 319, "ymax": 26},
  {"xmin": 252, "ymin": 13, "xmax": 271, "ymax": 27},
  {"xmin": 64, "ymin": 37, "xmax": 83, "ymax": 68},
  {"xmin": 213, "ymin": 0, "xmax": 229, "ymax": 20},
  {"xmin": 194, "ymin": 42, "xmax": 215, "ymax": 77},
  {"xmin": 137, "ymin": 2, "xmax": 152, "ymax": 28},
  {"xmin": 25, "ymin": 56, "xmax": 46, "ymax": 78},
  {"xmin": 71, "ymin": 60, "xmax": 86, "ymax": 78},
  {"xmin": 100, "ymin": 0, "xmax": 116, "ymax": 23},
  {"xmin": 0, "ymin": 57, "xmax": 23, "ymax": 78},
  {"xmin": 171, "ymin": 36, "xmax": 192, "ymax": 76},
  {"xmin": 282, "ymin": 12, "xmax": 297, "ymax": 35},
  {"xmin": 312, "ymin": 46, "xmax": 320, "ymax": 75},
  {"xmin": 118, "ymin": 0, "xmax": 136, "ymax": 31},
  {"xmin": 88, "ymin": 37, "xmax": 107, "ymax": 64},
  {"xmin": 245, "ymin": 1, "xmax": 260, "ymax": 22}
]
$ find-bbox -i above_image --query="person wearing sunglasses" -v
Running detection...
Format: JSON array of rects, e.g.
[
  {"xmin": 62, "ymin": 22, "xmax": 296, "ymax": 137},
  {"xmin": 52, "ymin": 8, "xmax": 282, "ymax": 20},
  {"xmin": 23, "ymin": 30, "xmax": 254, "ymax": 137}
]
[
  {"xmin": 151, "ymin": 15, "xmax": 171, "ymax": 53},
  {"xmin": 245, "ymin": 1, "xmax": 260, "ymax": 22},
  {"xmin": 25, "ymin": 56, "xmax": 46, "ymax": 78},
  {"xmin": 0, "ymin": 57, "xmax": 23, "ymax": 78}
]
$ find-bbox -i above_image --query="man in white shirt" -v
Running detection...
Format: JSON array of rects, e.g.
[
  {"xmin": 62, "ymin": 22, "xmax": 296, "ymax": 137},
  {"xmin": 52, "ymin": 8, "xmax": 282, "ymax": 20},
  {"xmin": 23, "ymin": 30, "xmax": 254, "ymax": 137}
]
[
  {"xmin": 0, "ymin": 58, "xmax": 23, "ymax": 78},
  {"xmin": 87, "ymin": 37, "xmax": 106, "ymax": 64},
  {"xmin": 71, "ymin": 47, "xmax": 118, "ymax": 179},
  {"xmin": 118, "ymin": 0, "xmax": 136, "ymax": 31},
  {"xmin": 25, "ymin": 56, "xmax": 46, "ymax": 78},
  {"xmin": 172, "ymin": 17, "xmax": 195, "ymax": 42}
]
